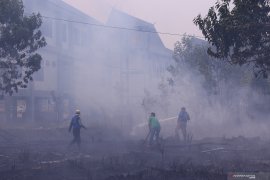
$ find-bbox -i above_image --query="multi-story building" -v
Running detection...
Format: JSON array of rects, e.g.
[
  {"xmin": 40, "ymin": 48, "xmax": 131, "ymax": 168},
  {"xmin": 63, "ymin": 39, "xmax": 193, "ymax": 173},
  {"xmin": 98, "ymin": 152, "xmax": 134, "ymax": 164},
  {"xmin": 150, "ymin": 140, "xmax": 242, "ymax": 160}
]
[
  {"xmin": 0, "ymin": 1, "xmax": 173, "ymax": 127},
  {"xmin": 104, "ymin": 9, "xmax": 173, "ymax": 104},
  {"xmin": 94, "ymin": 9, "xmax": 174, "ymax": 129},
  {"xmin": 0, "ymin": 0, "xmax": 102, "ymax": 124}
]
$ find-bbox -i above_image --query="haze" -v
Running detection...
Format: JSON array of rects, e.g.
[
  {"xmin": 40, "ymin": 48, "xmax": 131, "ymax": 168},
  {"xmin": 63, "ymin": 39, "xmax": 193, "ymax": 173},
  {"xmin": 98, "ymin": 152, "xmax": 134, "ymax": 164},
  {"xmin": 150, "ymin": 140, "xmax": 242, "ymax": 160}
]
[
  {"xmin": 1, "ymin": 0, "xmax": 270, "ymax": 179},
  {"xmin": 63, "ymin": 0, "xmax": 216, "ymax": 49}
]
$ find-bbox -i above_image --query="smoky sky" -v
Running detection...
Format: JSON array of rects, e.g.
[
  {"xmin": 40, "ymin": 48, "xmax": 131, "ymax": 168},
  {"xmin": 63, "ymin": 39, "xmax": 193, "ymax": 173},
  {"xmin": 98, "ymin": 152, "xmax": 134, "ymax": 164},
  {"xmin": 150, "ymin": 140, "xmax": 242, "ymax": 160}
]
[{"xmin": 62, "ymin": 0, "xmax": 216, "ymax": 49}]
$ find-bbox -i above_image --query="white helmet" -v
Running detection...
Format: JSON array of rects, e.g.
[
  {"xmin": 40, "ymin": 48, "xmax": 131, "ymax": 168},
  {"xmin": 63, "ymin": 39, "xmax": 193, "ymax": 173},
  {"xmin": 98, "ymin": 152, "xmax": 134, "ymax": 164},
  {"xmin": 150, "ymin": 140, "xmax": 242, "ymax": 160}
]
[{"xmin": 75, "ymin": 109, "xmax": 80, "ymax": 114}]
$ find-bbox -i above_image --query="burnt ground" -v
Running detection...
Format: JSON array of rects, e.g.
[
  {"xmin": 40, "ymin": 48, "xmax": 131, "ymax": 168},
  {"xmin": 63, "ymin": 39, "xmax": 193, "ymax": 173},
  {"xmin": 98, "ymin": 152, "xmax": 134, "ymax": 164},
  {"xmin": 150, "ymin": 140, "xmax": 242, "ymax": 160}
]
[{"xmin": 0, "ymin": 127, "xmax": 270, "ymax": 180}]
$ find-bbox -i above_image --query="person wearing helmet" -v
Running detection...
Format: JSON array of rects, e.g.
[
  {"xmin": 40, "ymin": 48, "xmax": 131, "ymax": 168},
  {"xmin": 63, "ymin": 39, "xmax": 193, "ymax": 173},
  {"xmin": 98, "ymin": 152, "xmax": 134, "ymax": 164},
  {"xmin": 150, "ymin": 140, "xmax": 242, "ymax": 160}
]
[
  {"xmin": 175, "ymin": 107, "xmax": 190, "ymax": 142},
  {"xmin": 69, "ymin": 109, "xmax": 86, "ymax": 147},
  {"xmin": 148, "ymin": 112, "xmax": 161, "ymax": 145}
]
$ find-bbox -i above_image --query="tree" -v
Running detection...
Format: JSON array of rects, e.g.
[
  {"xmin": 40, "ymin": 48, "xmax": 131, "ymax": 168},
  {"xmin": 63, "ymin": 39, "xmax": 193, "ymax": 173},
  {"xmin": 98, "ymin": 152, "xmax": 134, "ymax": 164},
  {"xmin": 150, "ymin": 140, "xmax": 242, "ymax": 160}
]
[
  {"xmin": 194, "ymin": 0, "xmax": 270, "ymax": 78},
  {"xmin": 170, "ymin": 36, "xmax": 239, "ymax": 95},
  {"xmin": 0, "ymin": 0, "xmax": 46, "ymax": 95}
]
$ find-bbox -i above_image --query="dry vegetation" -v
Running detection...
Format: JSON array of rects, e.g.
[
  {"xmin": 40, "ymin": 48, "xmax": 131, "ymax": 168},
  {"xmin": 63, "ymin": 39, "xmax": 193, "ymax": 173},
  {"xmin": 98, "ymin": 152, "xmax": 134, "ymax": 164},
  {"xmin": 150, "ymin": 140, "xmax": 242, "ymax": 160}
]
[{"xmin": 0, "ymin": 127, "xmax": 269, "ymax": 180}]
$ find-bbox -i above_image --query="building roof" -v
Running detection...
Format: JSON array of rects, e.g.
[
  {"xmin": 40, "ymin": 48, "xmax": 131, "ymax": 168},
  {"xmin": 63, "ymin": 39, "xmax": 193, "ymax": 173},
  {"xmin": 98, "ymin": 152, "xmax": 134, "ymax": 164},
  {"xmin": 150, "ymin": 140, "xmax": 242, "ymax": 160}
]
[
  {"xmin": 23, "ymin": 0, "xmax": 101, "ymax": 24},
  {"xmin": 106, "ymin": 9, "xmax": 168, "ymax": 52}
]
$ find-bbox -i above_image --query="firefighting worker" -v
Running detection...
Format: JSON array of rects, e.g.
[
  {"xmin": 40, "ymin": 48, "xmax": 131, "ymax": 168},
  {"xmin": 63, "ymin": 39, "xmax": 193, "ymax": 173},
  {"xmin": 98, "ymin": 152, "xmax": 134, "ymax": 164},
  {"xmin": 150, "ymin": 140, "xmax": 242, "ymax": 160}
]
[
  {"xmin": 148, "ymin": 112, "xmax": 161, "ymax": 145},
  {"xmin": 175, "ymin": 107, "xmax": 190, "ymax": 142},
  {"xmin": 69, "ymin": 109, "xmax": 86, "ymax": 147}
]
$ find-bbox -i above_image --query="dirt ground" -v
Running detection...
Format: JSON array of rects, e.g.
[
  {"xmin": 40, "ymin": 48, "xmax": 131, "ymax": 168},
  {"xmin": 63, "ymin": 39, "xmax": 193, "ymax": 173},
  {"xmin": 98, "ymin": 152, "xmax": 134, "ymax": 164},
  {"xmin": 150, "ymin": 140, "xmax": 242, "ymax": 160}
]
[{"xmin": 0, "ymin": 127, "xmax": 270, "ymax": 180}]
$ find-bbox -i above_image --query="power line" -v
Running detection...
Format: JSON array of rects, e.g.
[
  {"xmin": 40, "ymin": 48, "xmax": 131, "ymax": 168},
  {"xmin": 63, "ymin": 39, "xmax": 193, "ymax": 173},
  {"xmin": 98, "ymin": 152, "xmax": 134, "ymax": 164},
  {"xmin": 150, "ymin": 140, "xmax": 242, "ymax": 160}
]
[{"xmin": 26, "ymin": 12, "xmax": 205, "ymax": 39}]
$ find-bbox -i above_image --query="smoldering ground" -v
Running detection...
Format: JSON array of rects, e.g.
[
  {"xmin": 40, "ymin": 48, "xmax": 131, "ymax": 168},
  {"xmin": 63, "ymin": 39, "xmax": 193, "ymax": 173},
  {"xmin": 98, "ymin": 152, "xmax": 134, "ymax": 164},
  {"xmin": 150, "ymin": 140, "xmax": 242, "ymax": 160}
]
[
  {"xmin": 1, "ymin": 118, "xmax": 270, "ymax": 180},
  {"xmin": 1, "ymin": 1, "xmax": 270, "ymax": 179}
]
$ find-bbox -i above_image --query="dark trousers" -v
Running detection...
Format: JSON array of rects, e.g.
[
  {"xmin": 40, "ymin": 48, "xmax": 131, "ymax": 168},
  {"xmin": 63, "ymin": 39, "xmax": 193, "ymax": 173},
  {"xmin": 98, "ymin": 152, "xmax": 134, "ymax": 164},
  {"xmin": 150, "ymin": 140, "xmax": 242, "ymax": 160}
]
[
  {"xmin": 149, "ymin": 127, "xmax": 160, "ymax": 145},
  {"xmin": 70, "ymin": 128, "xmax": 81, "ymax": 146}
]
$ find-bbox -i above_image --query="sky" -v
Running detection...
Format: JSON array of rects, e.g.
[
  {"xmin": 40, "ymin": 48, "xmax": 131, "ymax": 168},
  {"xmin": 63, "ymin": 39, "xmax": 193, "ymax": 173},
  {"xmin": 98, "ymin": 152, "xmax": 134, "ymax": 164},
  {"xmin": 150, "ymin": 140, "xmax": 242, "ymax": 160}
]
[{"xmin": 62, "ymin": 0, "xmax": 217, "ymax": 49}]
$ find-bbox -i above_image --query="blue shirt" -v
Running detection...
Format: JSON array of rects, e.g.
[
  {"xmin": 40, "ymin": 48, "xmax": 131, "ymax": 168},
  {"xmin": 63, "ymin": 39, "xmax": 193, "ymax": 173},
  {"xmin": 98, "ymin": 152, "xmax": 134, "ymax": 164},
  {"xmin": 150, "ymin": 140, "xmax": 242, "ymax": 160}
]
[
  {"xmin": 178, "ymin": 110, "xmax": 190, "ymax": 122},
  {"xmin": 70, "ymin": 115, "xmax": 82, "ymax": 129}
]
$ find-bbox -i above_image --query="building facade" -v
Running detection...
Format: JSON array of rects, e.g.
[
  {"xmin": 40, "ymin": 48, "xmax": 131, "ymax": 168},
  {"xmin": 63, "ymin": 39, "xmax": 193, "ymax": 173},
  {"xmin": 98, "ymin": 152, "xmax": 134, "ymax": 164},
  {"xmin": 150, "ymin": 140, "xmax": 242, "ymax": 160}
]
[
  {"xmin": 0, "ymin": 1, "xmax": 173, "ymax": 127},
  {"xmin": 0, "ymin": 0, "xmax": 101, "ymax": 124}
]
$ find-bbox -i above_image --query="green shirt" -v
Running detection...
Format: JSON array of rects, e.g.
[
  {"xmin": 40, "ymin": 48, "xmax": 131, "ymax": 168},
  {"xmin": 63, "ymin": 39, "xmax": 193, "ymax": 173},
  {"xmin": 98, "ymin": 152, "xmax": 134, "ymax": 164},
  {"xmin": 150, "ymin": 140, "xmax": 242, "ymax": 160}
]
[{"xmin": 148, "ymin": 116, "xmax": 160, "ymax": 129}]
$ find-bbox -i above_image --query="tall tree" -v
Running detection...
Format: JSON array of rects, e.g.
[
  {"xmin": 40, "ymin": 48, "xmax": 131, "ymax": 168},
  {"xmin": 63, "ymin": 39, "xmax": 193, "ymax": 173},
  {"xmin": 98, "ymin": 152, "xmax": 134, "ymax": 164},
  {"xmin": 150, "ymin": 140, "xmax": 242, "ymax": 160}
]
[
  {"xmin": 170, "ymin": 36, "xmax": 240, "ymax": 95},
  {"xmin": 194, "ymin": 0, "xmax": 270, "ymax": 78},
  {"xmin": 0, "ymin": 0, "xmax": 46, "ymax": 95}
]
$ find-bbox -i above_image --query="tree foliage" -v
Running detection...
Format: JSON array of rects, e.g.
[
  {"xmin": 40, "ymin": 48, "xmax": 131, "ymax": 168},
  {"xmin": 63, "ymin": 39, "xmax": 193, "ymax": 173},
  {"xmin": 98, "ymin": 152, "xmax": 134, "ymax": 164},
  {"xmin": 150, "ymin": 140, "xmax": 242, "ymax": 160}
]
[
  {"xmin": 169, "ymin": 36, "xmax": 239, "ymax": 95},
  {"xmin": 194, "ymin": 0, "xmax": 270, "ymax": 78},
  {"xmin": 169, "ymin": 36, "xmax": 270, "ymax": 97},
  {"xmin": 0, "ymin": 0, "xmax": 46, "ymax": 95}
]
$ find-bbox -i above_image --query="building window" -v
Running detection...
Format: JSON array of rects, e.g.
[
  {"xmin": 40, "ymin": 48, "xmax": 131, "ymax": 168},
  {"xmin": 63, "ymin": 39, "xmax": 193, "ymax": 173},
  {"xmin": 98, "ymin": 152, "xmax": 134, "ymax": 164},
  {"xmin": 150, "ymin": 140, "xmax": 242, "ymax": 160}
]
[
  {"xmin": 61, "ymin": 23, "xmax": 67, "ymax": 42},
  {"xmin": 16, "ymin": 99, "xmax": 27, "ymax": 118},
  {"xmin": 81, "ymin": 32, "xmax": 86, "ymax": 46},
  {"xmin": 42, "ymin": 19, "xmax": 53, "ymax": 38},
  {"xmin": 37, "ymin": 98, "xmax": 55, "ymax": 112},
  {"xmin": 70, "ymin": 27, "xmax": 82, "ymax": 46},
  {"xmin": 71, "ymin": 27, "xmax": 77, "ymax": 44}
]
